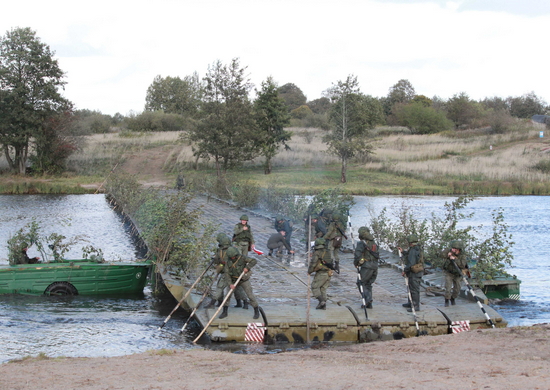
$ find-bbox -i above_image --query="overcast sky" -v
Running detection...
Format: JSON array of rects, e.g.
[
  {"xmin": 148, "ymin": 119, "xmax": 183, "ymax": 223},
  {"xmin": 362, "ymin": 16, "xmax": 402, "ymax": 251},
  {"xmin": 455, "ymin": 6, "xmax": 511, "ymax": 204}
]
[{"xmin": 2, "ymin": 0, "xmax": 549, "ymax": 116}]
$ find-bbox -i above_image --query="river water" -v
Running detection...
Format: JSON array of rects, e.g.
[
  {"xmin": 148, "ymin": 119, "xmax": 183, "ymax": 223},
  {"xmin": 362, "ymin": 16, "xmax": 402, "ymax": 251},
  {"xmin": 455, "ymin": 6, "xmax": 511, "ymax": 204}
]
[
  {"xmin": 1, "ymin": 194, "xmax": 548, "ymax": 363},
  {"xmin": 350, "ymin": 195, "xmax": 550, "ymax": 328},
  {"xmin": 0, "ymin": 195, "xmax": 199, "ymax": 363}
]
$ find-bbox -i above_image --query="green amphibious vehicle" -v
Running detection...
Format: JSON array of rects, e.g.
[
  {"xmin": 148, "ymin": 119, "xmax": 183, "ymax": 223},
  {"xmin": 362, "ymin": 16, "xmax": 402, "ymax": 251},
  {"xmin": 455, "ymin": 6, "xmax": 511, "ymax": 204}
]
[{"xmin": 0, "ymin": 257, "xmax": 151, "ymax": 296}]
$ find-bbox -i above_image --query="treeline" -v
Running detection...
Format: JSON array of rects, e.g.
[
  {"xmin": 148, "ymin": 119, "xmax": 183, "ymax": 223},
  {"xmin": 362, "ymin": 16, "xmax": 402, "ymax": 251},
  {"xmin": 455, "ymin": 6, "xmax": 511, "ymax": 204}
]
[
  {"xmin": 1, "ymin": 27, "xmax": 548, "ymax": 178},
  {"xmin": 74, "ymin": 78, "xmax": 549, "ymax": 136}
]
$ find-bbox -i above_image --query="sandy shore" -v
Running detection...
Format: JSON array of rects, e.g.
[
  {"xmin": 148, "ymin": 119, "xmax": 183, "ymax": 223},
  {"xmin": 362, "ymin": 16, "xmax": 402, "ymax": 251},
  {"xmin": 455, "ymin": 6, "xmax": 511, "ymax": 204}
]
[{"xmin": 2, "ymin": 325, "xmax": 549, "ymax": 390}]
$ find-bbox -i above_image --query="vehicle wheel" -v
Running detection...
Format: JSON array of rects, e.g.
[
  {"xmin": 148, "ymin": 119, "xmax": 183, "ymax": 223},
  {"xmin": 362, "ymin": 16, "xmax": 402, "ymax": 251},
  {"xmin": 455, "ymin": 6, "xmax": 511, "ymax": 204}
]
[{"xmin": 44, "ymin": 281, "xmax": 78, "ymax": 296}]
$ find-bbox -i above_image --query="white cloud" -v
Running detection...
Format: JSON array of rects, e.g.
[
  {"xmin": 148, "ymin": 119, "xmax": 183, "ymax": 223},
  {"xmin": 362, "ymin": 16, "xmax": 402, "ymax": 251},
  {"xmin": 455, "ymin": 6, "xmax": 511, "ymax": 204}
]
[{"xmin": 2, "ymin": 0, "xmax": 549, "ymax": 115}]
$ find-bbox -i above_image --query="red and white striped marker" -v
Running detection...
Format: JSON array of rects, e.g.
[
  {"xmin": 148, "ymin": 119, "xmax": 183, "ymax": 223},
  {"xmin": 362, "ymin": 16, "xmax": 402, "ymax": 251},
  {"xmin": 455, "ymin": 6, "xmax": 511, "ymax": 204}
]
[
  {"xmin": 253, "ymin": 248, "xmax": 264, "ymax": 255},
  {"xmin": 451, "ymin": 320, "xmax": 470, "ymax": 334},
  {"xmin": 244, "ymin": 322, "xmax": 265, "ymax": 342}
]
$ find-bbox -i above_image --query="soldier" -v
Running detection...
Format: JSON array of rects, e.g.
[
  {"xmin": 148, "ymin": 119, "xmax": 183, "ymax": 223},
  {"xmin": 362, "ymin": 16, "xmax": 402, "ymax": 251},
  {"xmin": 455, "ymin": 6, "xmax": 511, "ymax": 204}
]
[
  {"xmin": 16, "ymin": 242, "xmax": 41, "ymax": 264},
  {"xmin": 442, "ymin": 240, "xmax": 469, "ymax": 307},
  {"xmin": 274, "ymin": 215, "xmax": 293, "ymax": 253},
  {"xmin": 209, "ymin": 234, "xmax": 249, "ymax": 309},
  {"xmin": 399, "ymin": 234, "xmax": 424, "ymax": 312},
  {"xmin": 267, "ymin": 230, "xmax": 294, "ymax": 257},
  {"xmin": 233, "ymin": 214, "xmax": 255, "ymax": 256},
  {"xmin": 354, "ymin": 226, "xmax": 379, "ymax": 309},
  {"xmin": 220, "ymin": 247, "xmax": 260, "ymax": 320},
  {"xmin": 312, "ymin": 214, "xmax": 327, "ymax": 238},
  {"xmin": 323, "ymin": 211, "xmax": 346, "ymax": 273},
  {"xmin": 308, "ymin": 238, "xmax": 334, "ymax": 310}
]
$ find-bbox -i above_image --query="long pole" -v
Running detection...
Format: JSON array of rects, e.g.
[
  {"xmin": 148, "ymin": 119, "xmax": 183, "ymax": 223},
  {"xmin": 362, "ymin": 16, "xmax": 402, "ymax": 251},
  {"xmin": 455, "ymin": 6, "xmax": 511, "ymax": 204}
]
[
  {"xmin": 180, "ymin": 275, "xmax": 218, "ymax": 334},
  {"xmin": 306, "ymin": 215, "xmax": 312, "ymax": 344},
  {"xmin": 450, "ymin": 259, "xmax": 495, "ymax": 328},
  {"xmin": 158, "ymin": 260, "xmax": 214, "ymax": 330},
  {"xmin": 348, "ymin": 214, "xmax": 368, "ymax": 321},
  {"xmin": 193, "ymin": 269, "xmax": 246, "ymax": 343}
]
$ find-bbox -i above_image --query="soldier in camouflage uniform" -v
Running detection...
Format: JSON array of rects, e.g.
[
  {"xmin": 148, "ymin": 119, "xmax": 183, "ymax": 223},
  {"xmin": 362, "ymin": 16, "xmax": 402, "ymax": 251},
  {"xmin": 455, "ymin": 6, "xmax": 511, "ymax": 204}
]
[
  {"xmin": 219, "ymin": 247, "xmax": 260, "ymax": 320},
  {"xmin": 308, "ymin": 238, "xmax": 334, "ymax": 310},
  {"xmin": 233, "ymin": 214, "xmax": 255, "ymax": 256},
  {"xmin": 323, "ymin": 211, "xmax": 346, "ymax": 273},
  {"xmin": 442, "ymin": 240, "xmax": 469, "ymax": 307},
  {"xmin": 274, "ymin": 215, "xmax": 293, "ymax": 253},
  {"xmin": 354, "ymin": 226, "xmax": 379, "ymax": 309},
  {"xmin": 210, "ymin": 233, "xmax": 249, "ymax": 309},
  {"xmin": 399, "ymin": 234, "xmax": 424, "ymax": 312}
]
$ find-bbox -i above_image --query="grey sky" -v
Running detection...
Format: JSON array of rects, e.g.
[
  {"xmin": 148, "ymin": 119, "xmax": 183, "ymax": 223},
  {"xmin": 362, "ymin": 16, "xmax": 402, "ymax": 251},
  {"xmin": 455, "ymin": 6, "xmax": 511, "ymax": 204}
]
[{"xmin": 2, "ymin": 0, "xmax": 548, "ymax": 115}]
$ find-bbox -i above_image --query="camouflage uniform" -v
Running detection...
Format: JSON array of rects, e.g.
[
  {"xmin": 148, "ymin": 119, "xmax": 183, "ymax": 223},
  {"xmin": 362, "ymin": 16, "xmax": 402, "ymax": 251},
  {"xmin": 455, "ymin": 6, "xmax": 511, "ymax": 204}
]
[
  {"xmin": 323, "ymin": 212, "xmax": 346, "ymax": 271},
  {"xmin": 266, "ymin": 232, "xmax": 292, "ymax": 256},
  {"xmin": 212, "ymin": 234, "xmax": 248, "ymax": 308},
  {"xmin": 274, "ymin": 215, "xmax": 293, "ymax": 252},
  {"xmin": 442, "ymin": 240, "xmax": 469, "ymax": 305},
  {"xmin": 233, "ymin": 214, "xmax": 254, "ymax": 256},
  {"xmin": 354, "ymin": 227, "xmax": 379, "ymax": 308},
  {"xmin": 308, "ymin": 238, "xmax": 333, "ymax": 309},
  {"xmin": 402, "ymin": 235, "xmax": 424, "ymax": 311},
  {"xmin": 219, "ymin": 247, "xmax": 260, "ymax": 319}
]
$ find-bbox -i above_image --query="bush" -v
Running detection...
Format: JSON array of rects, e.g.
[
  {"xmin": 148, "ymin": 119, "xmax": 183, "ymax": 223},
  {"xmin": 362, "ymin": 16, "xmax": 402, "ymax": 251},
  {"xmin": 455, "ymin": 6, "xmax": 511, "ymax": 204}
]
[
  {"xmin": 125, "ymin": 111, "xmax": 189, "ymax": 132},
  {"xmin": 532, "ymin": 159, "xmax": 550, "ymax": 173},
  {"xmin": 369, "ymin": 196, "xmax": 515, "ymax": 282}
]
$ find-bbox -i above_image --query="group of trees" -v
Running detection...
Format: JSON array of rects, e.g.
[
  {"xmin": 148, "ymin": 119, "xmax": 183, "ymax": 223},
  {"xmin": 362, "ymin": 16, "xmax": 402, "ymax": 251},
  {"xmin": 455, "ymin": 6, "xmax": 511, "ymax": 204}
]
[
  {"xmin": 0, "ymin": 27, "xmax": 75, "ymax": 174},
  {"xmin": 2, "ymin": 27, "xmax": 548, "ymax": 179}
]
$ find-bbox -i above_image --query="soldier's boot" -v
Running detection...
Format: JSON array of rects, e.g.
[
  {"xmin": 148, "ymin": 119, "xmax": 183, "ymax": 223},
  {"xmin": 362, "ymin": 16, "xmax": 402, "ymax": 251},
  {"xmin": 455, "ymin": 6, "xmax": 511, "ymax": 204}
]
[
  {"xmin": 445, "ymin": 299, "xmax": 450, "ymax": 307},
  {"xmin": 315, "ymin": 298, "xmax": 325, "ymax": 309},
  {"xmin": 268, "ymin": 250, "xmax": 273, "ymax": 256},
  {"xmin": 219, "ymin": 306, "xmax": 229, "ymax": 319},
  {"xmin": 402, "ymin": 302, "xmax": 412, "ymax": 308},
  {"xmin": 234, "ymin": 300, "xmax": 242, "ymax": 308},
  {"xmin": 366, "ymin": 301, "xmax": 373, "ymax": 309},
  {"xmin": 316, "ymin": 301, "xmax": 326, "ymax": 310},
  {"xmin": 334, "ymin": 261, "xmax": 340, "ymax": 274},
  {"xmin": 205, "ymin": 298, "xmax": 217, "ymax": 308},
  {"xmin": 216, "ymin": 299, "xmax": 223, "ymax": 307},
  {"xmin": 253, "ymin": 307, "xmax": 260, "ymax": 319},
  {"xmin": 450, "ymin": 298, "xmax": 456, "ymax": 305},
  {"xmin": 243, "ymin": 300, "xmax": 249, "ymax": 310}
]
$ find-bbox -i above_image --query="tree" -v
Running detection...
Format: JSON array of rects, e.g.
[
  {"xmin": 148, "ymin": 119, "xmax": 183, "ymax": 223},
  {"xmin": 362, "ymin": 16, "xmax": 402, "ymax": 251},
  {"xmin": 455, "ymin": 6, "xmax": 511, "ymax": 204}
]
[
  {"xmin": 392, "ymin": 102, "xmax": 454, "ymax": 134},
  {"xmin": 277, "ymin": 83, "xmax": 306, "ymax": 112},
  {"xmin": 254, "ymin": 77, "xmax": 291, "ymax": 174},
  {"xmin": 0, "ymin": 27, "xmax": 70, "ymax": 174},
  {"xmin": 383, "ymin": 79, "xmax": 416, "ymax": 116},
  {"xmin": 445, "ymin": 92, "xmax": 483, "ymax": 129},
  {"xmin": 323, "ymin": 75, "xmax": 384, "ymax": 183},
  {"xmin": 508, "ymin": 92, "xmax": 547, "ymax": 119},
  {"xmin": 190, "ymin": 58, "xmax": 259, "ymax": 176},
  {"xmin": 307, "ymin": 97, "xmax": 331, "ymax": 114},
  {"xmin": 144, "ymin": 73, "xmax": 201, "ymax": 117}
]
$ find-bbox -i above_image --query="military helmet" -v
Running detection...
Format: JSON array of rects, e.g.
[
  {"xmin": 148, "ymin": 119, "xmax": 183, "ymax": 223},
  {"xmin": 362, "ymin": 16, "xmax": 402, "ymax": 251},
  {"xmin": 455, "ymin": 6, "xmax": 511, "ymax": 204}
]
[
  {"xmin": 216, "ymin": 233, "xmax": 227, "ymax": 243},
  {"xmin": 240, "ymin": 214, "xmax": 249, "ymax": 221},
  {"xmin": 314, "ymin": 238, "xmax": 326, "ymax": 247},
  {"xmin": 358, "ymin": 226, "xmax": 370, "ymax": 234},
  {"xmin": 226, "ymin": 246, "xmax": 240, "ymax": 258},
  {"xmin": 451, "ymin": 240, "xmax": 464, "ymax": 250},
  {"xmin": 219, "ymin": 236, "xmax": 232, "ymax": 246},
  {"xmin": 358, "ymin": 226, "xmax": 372, "ymax": 240},
  {"xmin": 407, "ymin": 234, "xmax": 418, "ymax": 243},
  {"xmin": 276, "ymin": 214, "xmax": 283, "ymax": 221},
  {"xmin": 21, "ymin": 242, "xmax": 29, "ymax": 249}
]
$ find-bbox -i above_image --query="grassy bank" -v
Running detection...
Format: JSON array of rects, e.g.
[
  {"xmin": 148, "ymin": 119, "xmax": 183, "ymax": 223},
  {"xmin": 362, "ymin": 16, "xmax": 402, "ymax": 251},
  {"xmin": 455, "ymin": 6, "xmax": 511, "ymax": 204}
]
[{"xmin": 2, "ymin": 125, "xmax": 550, "ymax": 195}]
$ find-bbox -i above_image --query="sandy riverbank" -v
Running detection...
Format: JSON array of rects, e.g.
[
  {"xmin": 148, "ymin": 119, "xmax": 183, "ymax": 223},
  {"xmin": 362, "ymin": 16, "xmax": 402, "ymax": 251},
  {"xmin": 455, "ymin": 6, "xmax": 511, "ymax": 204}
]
[{"xmin": 2, "ymin": 324, "xmax": 549, "ymax": 390}]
